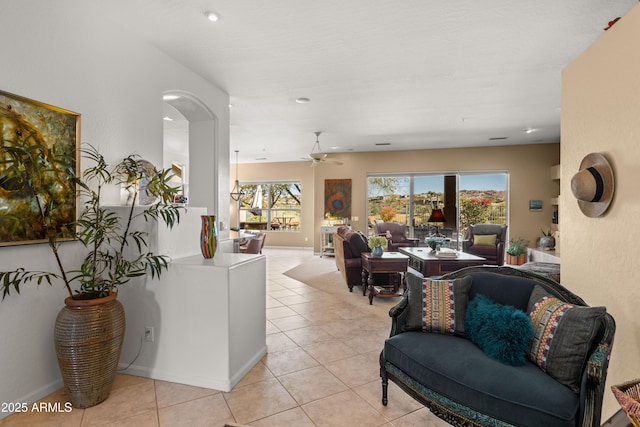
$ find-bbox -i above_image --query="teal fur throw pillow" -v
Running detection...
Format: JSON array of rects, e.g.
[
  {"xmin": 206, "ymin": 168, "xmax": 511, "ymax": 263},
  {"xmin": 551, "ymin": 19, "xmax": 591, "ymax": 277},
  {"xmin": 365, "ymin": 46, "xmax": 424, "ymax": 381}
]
[{"xmin": 465, "ymin": 294, "xmax": 534, "ymax": 366}]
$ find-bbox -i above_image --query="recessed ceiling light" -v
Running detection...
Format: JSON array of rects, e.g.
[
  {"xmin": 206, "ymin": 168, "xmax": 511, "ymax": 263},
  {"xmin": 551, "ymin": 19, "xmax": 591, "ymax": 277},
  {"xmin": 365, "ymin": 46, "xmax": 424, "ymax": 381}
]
[
  {"xmin": 295, "ymin": 97, "xmax": 310, "ymax": 104},
  {"xmin": 163, "ymin": 116, "xmax": 174, "ymax": 121},
  {"xmin": 489, "ymin": 137, "xmax": 508, "ymax": 140},
  {"xmin": 525, "ymin": 128, "xmax": 537, "ymax": 134},
  {"xmin": 205, "ymin": 12, "xmax": 219, "ymax": 22},
  {"xmin": 163, "ymin": 94, "xmax": 179, "ymax": 101},
  {"xmin": 375, "ymin": 142, "xmax": 391, "ymax": 146}
]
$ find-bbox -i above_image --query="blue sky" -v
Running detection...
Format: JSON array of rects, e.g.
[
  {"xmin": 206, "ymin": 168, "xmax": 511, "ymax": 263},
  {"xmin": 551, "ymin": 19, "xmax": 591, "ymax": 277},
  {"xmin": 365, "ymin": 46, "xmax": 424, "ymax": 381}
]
[
  {"xmin": 414, "ymin": 174, "xmax": 507, "ymax": 193},
  {"xmin": 369, "ymin": 173, "xmax": 507, "ymax": 196},
  {"xmin": 459, "ymin": 174, "xmax": 507, "ymax": 191}
]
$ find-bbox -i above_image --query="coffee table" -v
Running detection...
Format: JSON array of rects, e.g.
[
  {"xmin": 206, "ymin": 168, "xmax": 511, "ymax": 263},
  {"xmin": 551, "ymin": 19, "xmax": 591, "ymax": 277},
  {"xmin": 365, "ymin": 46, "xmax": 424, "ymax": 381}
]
[
  {"xmin": 361, "ymin": 252, "xmax": 409, "ymax": 305},
  {"xmin": 399, "ymin": 247, "xmax": 486, "ymax": 277}
]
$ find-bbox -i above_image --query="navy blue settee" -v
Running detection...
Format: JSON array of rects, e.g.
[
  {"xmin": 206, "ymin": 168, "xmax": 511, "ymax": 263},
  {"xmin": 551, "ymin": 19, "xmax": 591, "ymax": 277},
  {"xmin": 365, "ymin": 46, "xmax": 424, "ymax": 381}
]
[{"xmin": 380, "ymin": 266, "xmax": 615, "ymax": 427}]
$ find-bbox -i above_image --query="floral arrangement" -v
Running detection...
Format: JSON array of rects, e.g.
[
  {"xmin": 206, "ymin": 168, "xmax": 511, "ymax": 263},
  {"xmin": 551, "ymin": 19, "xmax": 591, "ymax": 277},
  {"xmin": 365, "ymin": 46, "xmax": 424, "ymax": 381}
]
[
  {"xmin": 380, "ymin": 206, "xmax": 397, "ymax": 222},
  {"xmin": 425, "ymin": 237, "xmax": 447, "ymax": 250},
  {"xmin": 368, "ymin": 236, "xmax": 388, "ymax": 250}
]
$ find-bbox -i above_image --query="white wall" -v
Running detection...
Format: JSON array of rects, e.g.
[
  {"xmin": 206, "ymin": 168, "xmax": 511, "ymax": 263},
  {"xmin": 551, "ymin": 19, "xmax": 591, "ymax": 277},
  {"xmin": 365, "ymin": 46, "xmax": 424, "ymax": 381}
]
[
  {"xmin": 562, "ymin": 4, "xmax": 640, "ymax": 419},
  {"xmin": 0, "ymin": 0, "xmax": 229, "ymax": 414}
]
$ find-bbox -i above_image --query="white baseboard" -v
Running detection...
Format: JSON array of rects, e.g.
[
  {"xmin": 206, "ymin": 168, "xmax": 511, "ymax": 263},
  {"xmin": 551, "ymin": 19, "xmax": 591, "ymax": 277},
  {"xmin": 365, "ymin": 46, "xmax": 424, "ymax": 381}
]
[{"xmin": 117, "ymin": 345, "xmax": 266, "ymax": 393}]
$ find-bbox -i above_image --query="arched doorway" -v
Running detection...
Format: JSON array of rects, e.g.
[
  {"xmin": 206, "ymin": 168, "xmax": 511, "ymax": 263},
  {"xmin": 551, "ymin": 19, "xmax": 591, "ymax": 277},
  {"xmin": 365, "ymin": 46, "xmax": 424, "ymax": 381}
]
[{"xmin": 162, "ymin": 92, "xmax": 218, "ymax": 214}]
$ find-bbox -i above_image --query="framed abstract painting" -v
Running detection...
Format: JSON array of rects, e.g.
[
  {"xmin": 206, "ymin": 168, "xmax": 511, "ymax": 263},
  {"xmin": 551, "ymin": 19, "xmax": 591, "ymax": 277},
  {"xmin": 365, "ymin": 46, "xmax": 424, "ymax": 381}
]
[
  {"xmin": 324, "ymin": 179, "xmax": 351, "ymax": 219},
  {"xmin": 0, "ymin": 90, "xmax": 80, "ymax": 246}
]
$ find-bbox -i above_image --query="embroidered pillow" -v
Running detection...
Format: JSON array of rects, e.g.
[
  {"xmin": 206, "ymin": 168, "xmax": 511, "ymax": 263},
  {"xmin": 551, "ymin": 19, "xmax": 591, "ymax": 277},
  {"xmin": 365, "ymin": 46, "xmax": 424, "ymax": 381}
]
[
  {"xmin": 403, "ymin": 273, "xmax": 472, "ymax": 335},
  {"xmin": 465, "ymin": 294, "xmax": 533, "ymax": 366},
  {"xmin": 527, "ymin": 285, "xmax": 606, "ymax": 393},
  {"xmin": 473, "ymin": 234, "xmax": 497, "ymax": 246}
]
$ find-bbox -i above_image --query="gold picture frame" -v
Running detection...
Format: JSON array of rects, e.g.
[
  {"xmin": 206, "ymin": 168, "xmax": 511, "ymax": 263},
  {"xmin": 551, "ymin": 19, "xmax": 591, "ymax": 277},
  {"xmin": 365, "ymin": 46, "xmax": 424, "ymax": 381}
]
[{"xmin": 0, "ymin": 90, "xmax": 80, "ymax": 246}]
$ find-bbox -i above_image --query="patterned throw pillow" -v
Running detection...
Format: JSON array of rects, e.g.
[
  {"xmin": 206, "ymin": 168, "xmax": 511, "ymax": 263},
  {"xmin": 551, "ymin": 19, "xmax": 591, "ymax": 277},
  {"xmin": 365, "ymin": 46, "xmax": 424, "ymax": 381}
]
[
  {"xmin": 403, "ymin": 273, "xmax": 472, "ymax": 335},
  {"xmin": 473, "ymin": 234, "xmax": 497, "ymax": 246},
  {"xmin": 527, "ymin": 285, "xmax": 606, "ymax": 393}
]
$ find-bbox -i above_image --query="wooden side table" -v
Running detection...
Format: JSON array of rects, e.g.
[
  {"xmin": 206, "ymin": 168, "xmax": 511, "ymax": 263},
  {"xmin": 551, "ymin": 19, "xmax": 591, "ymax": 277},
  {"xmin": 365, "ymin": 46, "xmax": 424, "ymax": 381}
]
[{"xmin": 361, "ymin": 252, "xmax": 409, "ymax": 305}]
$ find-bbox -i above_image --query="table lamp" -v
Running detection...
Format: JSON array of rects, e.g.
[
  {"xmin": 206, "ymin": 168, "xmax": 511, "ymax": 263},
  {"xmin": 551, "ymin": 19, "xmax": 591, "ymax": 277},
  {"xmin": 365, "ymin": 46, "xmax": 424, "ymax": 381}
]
[{"xmin": 427, "ymin": 208, "xmax": 446, "ymax": 237}]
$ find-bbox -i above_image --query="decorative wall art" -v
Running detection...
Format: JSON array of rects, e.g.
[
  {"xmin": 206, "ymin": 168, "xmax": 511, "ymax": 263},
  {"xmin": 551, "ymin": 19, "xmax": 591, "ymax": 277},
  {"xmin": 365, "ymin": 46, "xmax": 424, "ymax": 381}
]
[
  {"xmin": 324, "ymin": 179, "xmax": 352, "ymax": 218},
  {"xmin": 529, "ymin": 200, "xmax": 543, "ymax": 212},
  {"xmin": 0, "ymin": 90, "xmax": 80, "ymax": 246}
]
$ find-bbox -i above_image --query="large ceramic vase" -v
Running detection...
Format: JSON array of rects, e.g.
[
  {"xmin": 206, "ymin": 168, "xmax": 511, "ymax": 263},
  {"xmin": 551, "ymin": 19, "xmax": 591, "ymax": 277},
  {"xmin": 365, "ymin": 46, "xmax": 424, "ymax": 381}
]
[
  {"xmin": 200, "ymin": 215, "xmax": 218, "ymax": 258},
  {"xmin": 54, "ymin": 292, "xmax": 126, "ymax": 408}
]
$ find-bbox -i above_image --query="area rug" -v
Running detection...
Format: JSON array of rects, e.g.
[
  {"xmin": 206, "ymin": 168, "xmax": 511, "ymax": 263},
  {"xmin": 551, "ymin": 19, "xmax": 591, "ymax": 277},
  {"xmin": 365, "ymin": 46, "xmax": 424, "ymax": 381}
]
[
  {"xmin": 283, "ymin": 256, "xmax": 400, "ymax": 315},
  {"xmin": 283, "ymin": 257, "xmax": 343, "ymax": 291}
]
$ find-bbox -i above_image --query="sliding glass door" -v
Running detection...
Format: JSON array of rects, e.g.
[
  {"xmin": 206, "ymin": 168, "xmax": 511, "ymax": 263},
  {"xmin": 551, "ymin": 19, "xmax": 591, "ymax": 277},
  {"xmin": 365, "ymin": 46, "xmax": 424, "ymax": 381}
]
[
  {"xmin": 412, "ymin": 175, "xmax": 446, "ymax": 243},
  {"xmin": 367, "ymin": 172, "xmax": 507, "ymax": 248}
]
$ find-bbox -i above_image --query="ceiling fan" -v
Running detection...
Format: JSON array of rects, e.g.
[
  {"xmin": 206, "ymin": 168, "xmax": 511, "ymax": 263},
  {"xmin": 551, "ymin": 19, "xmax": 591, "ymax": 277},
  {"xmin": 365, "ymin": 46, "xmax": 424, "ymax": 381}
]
[{"xmin": 307, "ymin": 131, "xmax": 343, "ymax": 167}]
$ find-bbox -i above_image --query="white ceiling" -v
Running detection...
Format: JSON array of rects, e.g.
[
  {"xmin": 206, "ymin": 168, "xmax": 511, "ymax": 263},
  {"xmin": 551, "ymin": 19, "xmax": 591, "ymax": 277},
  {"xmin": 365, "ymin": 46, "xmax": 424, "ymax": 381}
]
[{"xmin": 103, "ymin": 1, "xmax": 637, "ymax": 164}]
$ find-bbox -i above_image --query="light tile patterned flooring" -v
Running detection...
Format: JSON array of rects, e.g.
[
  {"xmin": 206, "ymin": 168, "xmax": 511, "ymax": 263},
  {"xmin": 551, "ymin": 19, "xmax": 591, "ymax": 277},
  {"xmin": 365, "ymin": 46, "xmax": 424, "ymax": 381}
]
[{"xmin": 1, "ymin": 247, "xmax": 447, "ymax": 427}]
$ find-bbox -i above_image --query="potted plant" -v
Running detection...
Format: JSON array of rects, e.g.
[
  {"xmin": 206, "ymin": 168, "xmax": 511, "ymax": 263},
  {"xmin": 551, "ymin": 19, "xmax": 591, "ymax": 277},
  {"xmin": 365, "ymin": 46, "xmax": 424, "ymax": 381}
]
[
  {"xmin": 425, "ymin": 236, "xmax": 447, "ymax": 251},
  {"xmin": 505, "ymin": 237, "xmax": 528, "ymax": 265},
  {"xmin": 368, "ymin": 235, "xmax": 388, "ymax": 257},
  {"xmin": 0, "ymin": 143, "xmax": 180, "ymax": 408}
]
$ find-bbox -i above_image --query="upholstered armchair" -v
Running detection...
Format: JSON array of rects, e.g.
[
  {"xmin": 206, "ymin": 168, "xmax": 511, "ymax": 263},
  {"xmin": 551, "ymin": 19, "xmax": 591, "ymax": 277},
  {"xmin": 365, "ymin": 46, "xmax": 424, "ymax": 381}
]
[
  {"xmin": 373, "ymin": 222, "xmax": 419, "ymax": 252},
  {"xmin": 463, "ymin": 223, "xmax": 508, "ymax": 265},
  {"xmin": 240, "ymin": 232, "xmax": 266, "ymax": 254},
  {"xmin": 333, "ymin": 227, "xmax": 369, "ymax": 291}
]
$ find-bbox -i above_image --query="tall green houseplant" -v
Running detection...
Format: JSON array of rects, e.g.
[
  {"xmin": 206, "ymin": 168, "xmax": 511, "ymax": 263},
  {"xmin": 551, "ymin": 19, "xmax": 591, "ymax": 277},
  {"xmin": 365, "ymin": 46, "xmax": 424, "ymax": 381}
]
[
  {"xmin": 0, "ymin": 141, "xmax": 181, "ymax": 408},
  {"xmin": 1, "ymin": 144, "xmax": 180, "ymax": 299}
]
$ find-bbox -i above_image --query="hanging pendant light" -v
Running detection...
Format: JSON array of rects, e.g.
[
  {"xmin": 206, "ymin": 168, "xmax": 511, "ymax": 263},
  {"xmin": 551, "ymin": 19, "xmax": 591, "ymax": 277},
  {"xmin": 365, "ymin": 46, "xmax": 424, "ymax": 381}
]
[
  {"xmin": 249, "ymin": 184, "xmax": 263, "ymax": 216},
  {"xmin": 230, "ymin": 150, "xmax": 244, "ymax": 201}
]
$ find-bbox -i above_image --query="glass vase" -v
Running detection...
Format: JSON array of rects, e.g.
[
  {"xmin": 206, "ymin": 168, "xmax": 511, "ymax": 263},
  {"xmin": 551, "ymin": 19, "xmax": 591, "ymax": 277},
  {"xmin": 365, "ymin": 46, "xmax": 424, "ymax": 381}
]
[{"xmin": 200, "ymin": 215, "xmax": 217, "ymax": 259}]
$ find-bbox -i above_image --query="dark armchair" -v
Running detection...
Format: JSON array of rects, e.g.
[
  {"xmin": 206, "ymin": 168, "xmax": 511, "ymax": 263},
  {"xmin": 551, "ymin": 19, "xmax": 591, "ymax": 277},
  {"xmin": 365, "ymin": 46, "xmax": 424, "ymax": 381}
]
[
  {"xmin": 463, "ymin": 223, "xmax": 508, "ymax": 265},
  {"xmin": 334, "ymin": 226, "xmax": 403, "ymax": 292},
  {"xmin": 373, "ymin": 222, "xmax": 419, "ymax": 252},
  {"xmin": 333, "ymin": 226, "xmax": 369, "ymax": 291},
  {"xmin": 240, "ymin": 232, "xmax": 266, "ymax": 254}
]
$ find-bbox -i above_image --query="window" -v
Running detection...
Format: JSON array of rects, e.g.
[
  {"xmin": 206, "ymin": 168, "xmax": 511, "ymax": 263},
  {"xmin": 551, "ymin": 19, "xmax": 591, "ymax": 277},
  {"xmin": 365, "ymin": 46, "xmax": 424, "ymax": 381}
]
[
  {"xmin": 459, "ymin": 173, "xmax": 507, "ymax": 233},
  {"xmin": 367, "ymin": 172, "xmax": 507, "ymax": 248},
  {"xmin": 239, "ymin": 182, "xmax": 301, "ymax": 231}
]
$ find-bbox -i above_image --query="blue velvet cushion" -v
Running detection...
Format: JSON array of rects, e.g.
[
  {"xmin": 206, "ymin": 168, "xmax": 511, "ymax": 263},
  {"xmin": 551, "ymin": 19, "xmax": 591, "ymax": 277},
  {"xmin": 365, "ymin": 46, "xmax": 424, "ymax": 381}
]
[{"xmin": 465, "ymin": 294, "xmax": 533, "ymax": 366}]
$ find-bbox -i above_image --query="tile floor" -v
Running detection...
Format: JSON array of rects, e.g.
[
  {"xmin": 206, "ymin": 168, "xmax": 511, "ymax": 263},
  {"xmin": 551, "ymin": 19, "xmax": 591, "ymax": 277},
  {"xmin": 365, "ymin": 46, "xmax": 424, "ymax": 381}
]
[{"xmin": 1, "ymin": 247, "xmax": 448, "ymax": 427}]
